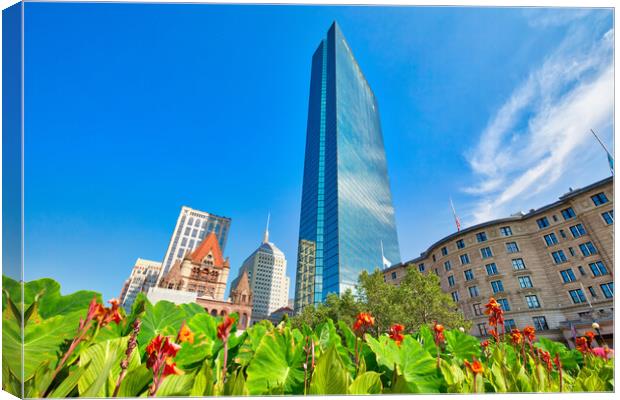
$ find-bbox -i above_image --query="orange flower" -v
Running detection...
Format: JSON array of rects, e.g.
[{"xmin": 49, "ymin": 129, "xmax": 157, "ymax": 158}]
[
  {"xmin": 538, "ymin": 349, "xmax": 552, "ymax": 372},
  {"xmin": 217, "ymin": 315, "xmax": 236, "ymax": 341},
  {"xmin": 510, "ymin": 328, "xmax": 523, "ymax": 345},
  {"xmin": 389, "ymin": 324, "xmax": 405, "ymax": 345},
  {"xmin": 146, "ymin": 335, "xmax": 183, "ymax": 396},
  {"xmin": 353, "ymin": 312, "xmax": 375, "ymax": 334},
  {"xmin": 177, "ymin": 322, "xmax": 194, "ymax": 344},
  {"xmin": 480, "ymin": 340, "xmax": 489, "ymax": 348},
  {"xmin": 575, "ymin": 336, "xmax": 590, "ymax": 354},
  {"xmin": 163, "ymin": 358, "xmax": 184, "ymax": 377},
  {"xmin": 464, "ymin": 358, "xmax": 484, "ymax": 375},
  {"xmin": 522, "ymin": 326, "xmax": 536, "ymax": 342},
  {"xmin": 93, "ymin": 299, "xmax": 123, "ymax": 327},
  {"xmin": 484, "ymin": 297, "xmax": 504, "ymax": 328},
  {"xmin": 433, "ymin": 322, "xmax": 445, "ymax": 345},
  {"xmin": 585, "ymin": 331, "xmax": 595, "ymax": 344}
]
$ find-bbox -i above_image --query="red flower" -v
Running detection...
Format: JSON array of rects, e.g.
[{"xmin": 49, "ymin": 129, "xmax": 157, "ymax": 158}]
[
  {"xmin": 489, "ymin": 328, "xmax": 499, "ymax": 343},
  {"xmin": 464, "ymin": 358, "xmax": 484, "ymax": 375},
  {"xmin": 353, "ymin": 312, "xmax": 375, "ymax": 335},
  {"xmin": 146, "ymin": 335, "xmax": 183, "ymax": 395},
  {"xmin": 480, "ymin": 340, "xmax": 489, "ymax": 349},
  {"xmin": 522, "ymin": 326, "xmax": 536, "ymax": 343},
  {"xmin": 433, "ymin": 322, "xmax": 445, "ymax": 345},
  {"xmin": 217, "ymin": 315, "xmax": 236, "ymax": 342},
  {"xmin": 585, "ymin": 331, "xmax": 595, "ymax": 344},
  {"xmin": 553, "ymin": 353, "xmax": 562, "ymax": 370},
  {"xmin": 575, "ymin": 336, "xmax": 590, "ymax": 354},
  {"xmin": 93, "ymin": 298, "xmax": 123, "ymax": 328},
  {"xmin": 510, "ymin": 328, "xmax": 523, "ymax": 345},
  {"xmin": 538, "ymin": 349, "xmax": 552, "ymax": 372},
  {"xmin": 484, "ymin": 297, "xmax": 504, "ymax": 329},
  {"xmin": 389, "ymin": 324, "xmax": 405, "ymax": 345}
]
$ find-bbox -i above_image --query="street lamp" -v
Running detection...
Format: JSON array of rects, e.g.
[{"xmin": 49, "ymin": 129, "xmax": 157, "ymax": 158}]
[{"xmin": 591, "ymin": 321, "xmax": 607, "ymax": 347}]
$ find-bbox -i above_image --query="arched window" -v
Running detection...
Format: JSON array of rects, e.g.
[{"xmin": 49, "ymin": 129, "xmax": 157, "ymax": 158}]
[
  {"xmin": 241, "ymin": 313, "xmax": 248, "ymax": 329},
  {"xmin": 210, "ymin": 309, "xmax": 218, "ymax": 317},
  {"xmin": 220, "ymin": 310, "xmax": 227, "ymax": 316}
]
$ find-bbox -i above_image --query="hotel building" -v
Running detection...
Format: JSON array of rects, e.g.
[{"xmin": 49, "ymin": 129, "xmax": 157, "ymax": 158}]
[
  {"xmin": 294, "ymin": 22, "xmax": 400, "ymax": 312},
  {"xmin": 232, "ymin": 218, "xmax": 290, "ymax": 323},
  {"xmin": 157, "ymin": 206, "xmax": 231, "ymax": 283},
  {"xmin": 119, "ymin": 258, "xmax": 162, "ymax": 312},
  {"xmin": 384, "ymin": 177, "xmax": 614, "ymax": 346}
]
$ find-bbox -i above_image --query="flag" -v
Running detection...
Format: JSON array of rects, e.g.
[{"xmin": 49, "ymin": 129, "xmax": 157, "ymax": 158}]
[
  {"xmin": 380, "ymin": 241, "xmax": 391, "ymax": 269},
  {"xmin": 591, "ymin": 129, "xmax": 614, "ymax": 176},
  {"xmin": 450, "ymin": 197, "xmax": 461, "ymax": 232},
  {"xmin": 607, "ymin": 152, "xmax": 614, "ymax": 174}
]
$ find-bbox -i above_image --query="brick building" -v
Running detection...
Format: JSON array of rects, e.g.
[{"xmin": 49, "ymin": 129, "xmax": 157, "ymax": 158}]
[{"xmin": 384, "ymin": 177, "xmax": 614, "ymax": 347}]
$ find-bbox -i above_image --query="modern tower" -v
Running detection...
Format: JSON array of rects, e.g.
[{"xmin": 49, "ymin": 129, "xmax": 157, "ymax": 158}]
[
  {"xmin": 157, "ymin": 206, "xmax": 231, "ymax": 283},
  {"xmin": 294, "ymin": 22, "xmax": 401, "ymax": 313},
  {"xmin": 232, "ymin": 215, "xmax": 290, "ymax": 322}
]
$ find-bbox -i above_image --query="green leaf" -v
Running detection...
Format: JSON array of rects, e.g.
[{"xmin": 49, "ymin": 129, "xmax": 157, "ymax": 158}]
[
  {"xmin": 116, "ymin": 365, "xmax": 152, "ymax": 398},
  {"xmin": 78, "ymin": 337, "xmax": 140, "ymax": 397},
  {"xmin": 137, "ymin": 300, "xmax": 188, "ymax": 352},
  {"xmin": 444, "ymin": 329, "xmax": 481, "ymax": 363},
  {"xmin": 309, "ymin": 345, "xmax": 350, "ymax": 394},
  {"xmin": 398, "ymin": 336, "xmax": 442, "ymax": 393},
  {"xmin": 365, "ymin": 335, "xmax": 400, "ymax": 371},
  {"xmin": 48, "ymin": 364, "xmax": 89, "ymax": 398},
  {"xmin": 245, "ymin": 329, "xmax": 305, "ymax": 394},
  {"xmin": 190, "ymin": 361, "xmax": 215, "ymax": 396},
  {"xmin": 155, "ymin": 373, "xmax": 194, "ymax": 396},
  {"xmin": 348, "ymin": 371, "xmax": 382, "ymax": 394},
  {"xmin": 224, "ymin": 369, "xmax": 249, "ymax": 396}
]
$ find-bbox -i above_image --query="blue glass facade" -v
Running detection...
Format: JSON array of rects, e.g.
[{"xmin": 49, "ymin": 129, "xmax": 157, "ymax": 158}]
[{"xmin": 294, "ymin": 23, "xmax": 400, "ymax": 312}]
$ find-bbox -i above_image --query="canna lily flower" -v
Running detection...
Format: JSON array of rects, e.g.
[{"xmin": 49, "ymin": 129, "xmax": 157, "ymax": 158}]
[
  {"xmin": 389, "ymin": 324, "xmax": 405, "ymax": 346},
  {"xmin": 94, "ymin": 299, "xmax": 123, "ymax": 328},
  {"xmin": 585, "ymin": 331, "xmax": 595, "ymax": 344},
  {"xmin": 522, "ymin": 326, "xmax": 536, "ymax": 343},
  {"xmin": 489, "ymin": 328, "xmax": 499, "ymax": 343},
  {"xmin": 484, "ymin": 297, "xmax": 504, "ymax": 340},
  {"xmin": 177, "ymin": 321, "xmax": 194, "ymax": 344},
  {"xmin": 433, "ymin": 322, "xmax": 445, "ymax": 345},
  {"xmin": 464, "ymin": 358, "xmax": 484, "ymax": 375},
  {"xmin": 510, "ymin": 328, "xmax": 523, "ymax": 345},
  {"xmin": 592, "ymin": 346, "xmax": 614, "ymax": 360},
  {"xmin": 575, "ymin": 336, "xmax": 590, "ymax": 354},
  {"xmin": 146, "ymin": 334, "xmax": 183, "ymax": 396},
  {"xmin": 538, "ymin": 349, "xmax": 552, "ymax": 372},
  {"xmin": 217, "ymin": 316, "xmax": 236, "ymax": 342},
  {"xmin": 163, "ymin": 358, "xmax": 184, "ymax": 377},
  {"xmin": 353, "ymin": 312, "xmax": 375, "ymax": 335},
  {"xmin": 480, "ymin": 340, "xmax": 489, "ymax": 349}
]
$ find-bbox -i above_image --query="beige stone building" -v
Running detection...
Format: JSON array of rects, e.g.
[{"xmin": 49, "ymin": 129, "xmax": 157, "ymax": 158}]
[{"xmin": 384, "ymin": 177, "xmax": 614, "ymax": 347}]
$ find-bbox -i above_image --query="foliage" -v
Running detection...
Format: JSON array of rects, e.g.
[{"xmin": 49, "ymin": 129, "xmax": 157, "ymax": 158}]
[{"xmin": 2, "ymin": 275, "xmax": 614, "ymax": 397}]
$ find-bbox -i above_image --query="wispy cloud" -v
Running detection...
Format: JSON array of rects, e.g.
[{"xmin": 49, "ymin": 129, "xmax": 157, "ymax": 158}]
[
  {"xmin": 464, "ymin": 23, "xmax": 613, "ymax": 224},
  {"xmin": 522, "ymin": 8, "xmax": 593, "ymax": 28}
]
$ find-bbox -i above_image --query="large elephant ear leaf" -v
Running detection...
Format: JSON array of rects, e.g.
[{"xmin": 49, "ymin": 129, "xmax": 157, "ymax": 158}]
[
  {"xmin": 309, "ymin": 344, "xmax": 350, "ymax": 395},
  {"xmin": 137, "ymin": 300, "xmax": 187, "ymax": 352},
  {"xmin": 398, "ymin": 336, "xmax": 442, "ymax": 393},
  {"xmin": 444, "ymin": 329, "xmax": 481, "ymax": 363}
]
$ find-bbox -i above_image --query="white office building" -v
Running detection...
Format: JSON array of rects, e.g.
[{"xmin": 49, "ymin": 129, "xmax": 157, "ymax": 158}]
[
  {"xmin": 232, "ymin": 216, "xmax": 290, "ymax": 322},
  {"xmin": 157, "ymin": 206, "xmax": 231, "ymax": 282},
  {"xmin": 119, "ymin": 258, "xmax": 162, "ymax": 312}
]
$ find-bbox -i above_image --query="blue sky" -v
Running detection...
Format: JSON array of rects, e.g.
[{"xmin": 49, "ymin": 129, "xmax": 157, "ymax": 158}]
[{"xmin": 22, "ymin": 4, "xmax": 613, "ymax": 301}]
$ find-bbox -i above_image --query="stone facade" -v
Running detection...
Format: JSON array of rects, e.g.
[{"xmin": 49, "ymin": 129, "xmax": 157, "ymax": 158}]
[
  {"xmin": 154, "ymin": 232, "xmax": 253, "ymax": 329},
  {"xmin": 384, "ymin": 177, "xmax": 614, "ymax": 347}
]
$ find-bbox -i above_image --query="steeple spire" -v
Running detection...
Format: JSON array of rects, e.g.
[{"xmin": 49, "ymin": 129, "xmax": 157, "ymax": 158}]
[{"xmin": 263, "ymin": 213, "xmax": 270, "ymax": 243}]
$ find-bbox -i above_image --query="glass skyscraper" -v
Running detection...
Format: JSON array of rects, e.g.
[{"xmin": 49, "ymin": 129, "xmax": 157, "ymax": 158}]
[{"xmin": 294, "ymin": 22, "xmax": 400, "ymax": 312}]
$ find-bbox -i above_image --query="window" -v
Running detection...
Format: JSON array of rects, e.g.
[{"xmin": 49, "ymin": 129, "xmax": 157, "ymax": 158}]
[
  {"xmin": 505, "ymin": 319, "xmax": 517, "ymax": 331},
  {"xmin": 559, "ymin": 229, "xmax": 567, "ymax": 238},
  {"xmin": 500, "ymin": 226, "xmax": 513, "ymax": 237},
  {"xmin": 460, "ymin": 254, "xmax": 470, "ymax": 265},
  {"xmin": 451, "ymin": 291, "xmax": 460, "ymax": 302},
  {"xmin": 476, "ymin": 232, "xmax": 487, "ymax": 242},
  {"xmin": 526, "ymin": 295, "xmax": 541, "ymax": 308},
  {"xmin": 468, "ymin": 286, "xmax": 479, "ymax": 298},
  {"xmin": 560, "ymin": 269, "xmax": 576, "ymax": 283},
  {"xmin": 512, "ymin": 258, "xmax": 526, "ymax": 270},
  {"xmin": 552, "ymin": 250, "xmax": 567, "ymax": 264},
  {"xmin": 191, "ymin": 229, "xmax": 198, "ymax": 238},
  {"xmin": 434, "ymin": 268, "xmax": 439, "ymax": 276},
  {"xmin": 518, "ymin": 276, "xmax": 533, "ymax": 288},
  {"xmin": 533, "ymin": 316, "xmax": 549, "ymax": 331},
  {"xmin": 569, "ymin": 289, "xmax": 587, "ymax": 304},
  {"xmin": 448, "ymin": 275, "xmax": 455, "ymax": 287},
  {"xmin": 561, "ymin": 207, "xmax": 576, "ymax": 220},
  {"xmin": 497, "ymin": 298, "xmax": 510, "ymax": 311},
  {"xmin": 569, "ymin": 224, "xmax": 587, "ymax": 238},
  {"xmin": 391, "ymin": 272, "xmax": 397, "ymax": 280},
  {"xmin": 477, "ymin": 323, "xmax": 487, "ymax": 336},
  {"xmin": 456, "ymin": 239, "xmax": 465, "ymax": 249},
  {"xmin": 441, "ymin": 246, "xmax": 448, "ymax": 256},
  {"xmin": 432, "ymin": 254, "xmax": 436, "ymax": 262},
  {"xmin": 600, "ymin": 283, "xmax": 614, "ymax": 298},
  {"xmin": 472, "ymin": 303, "xmax": 483, "ymax": 316},
  {"xmin": 536, "ymin": 217, "xmax": 550, "ymax": 229},
  {"xmin": 444, "ymin": 261, "xmax": 452, "ymax": 271},
  {"xmin": 588, "ymin": 286, "xmax": 597, "ymax": 298},
  {"xmin": 579, "ymin": 242, "xmax": 598, "ymax": 257},
  {"xmin": 485, "ymin": 263, "xmax": 499, "ymax": 276},
  {"xmin": 543, "ymin": 233, "xmax": 559, "ymax": 246},
  {"xmin": 506, "ymin": 242, "xmax": 519, "ymax": 253},
  {"xmin": 491, "ymin": 280, "xmax": 504, "ymax": 293},
  {"xmin": 552, "ymin": 215, "xmax": 558, "ymax": 222},
  {"xmin": 418, "ymin": 263, "xmax": 425, "ymax": 272},
  {"xmin": 601, "ymin": 210, "xmax": 614, "ymax": 225},
  {"xmin": 589, "ymin": 261, "xmax": 608, "ymax": 276},
  {"xmin": 480, "ymin": 247, "xmax": 493, "ymax": 259},
  {"xmin": 464, "ymin": 269, "xmax": 474, "ymax": 281},
  {"xmin": 591, "ymin": 192, "xmax": 609, "ymax": 206},
  {"xmin": 577, "ymin": 265, "xmax": 586, "ymax": 276},
  {"xmin": 568, "ymin": 247, "xmax": 576, "ymax": 256}
]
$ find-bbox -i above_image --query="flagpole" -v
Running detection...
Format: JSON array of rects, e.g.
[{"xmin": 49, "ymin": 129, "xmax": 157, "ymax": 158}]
[{"xmin": 591, "ymin": 129, "xmax": 614, "ymax": 175}]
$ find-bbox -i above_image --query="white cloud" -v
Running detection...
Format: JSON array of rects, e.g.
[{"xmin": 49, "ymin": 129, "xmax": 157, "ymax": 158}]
[
  {"xmin": 523, "ymin": 8, "xmax": 592, "ymax": 28},
  {"xmin": 464, "ymin": 26, "xmax": 613, "ymax": 224}
]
